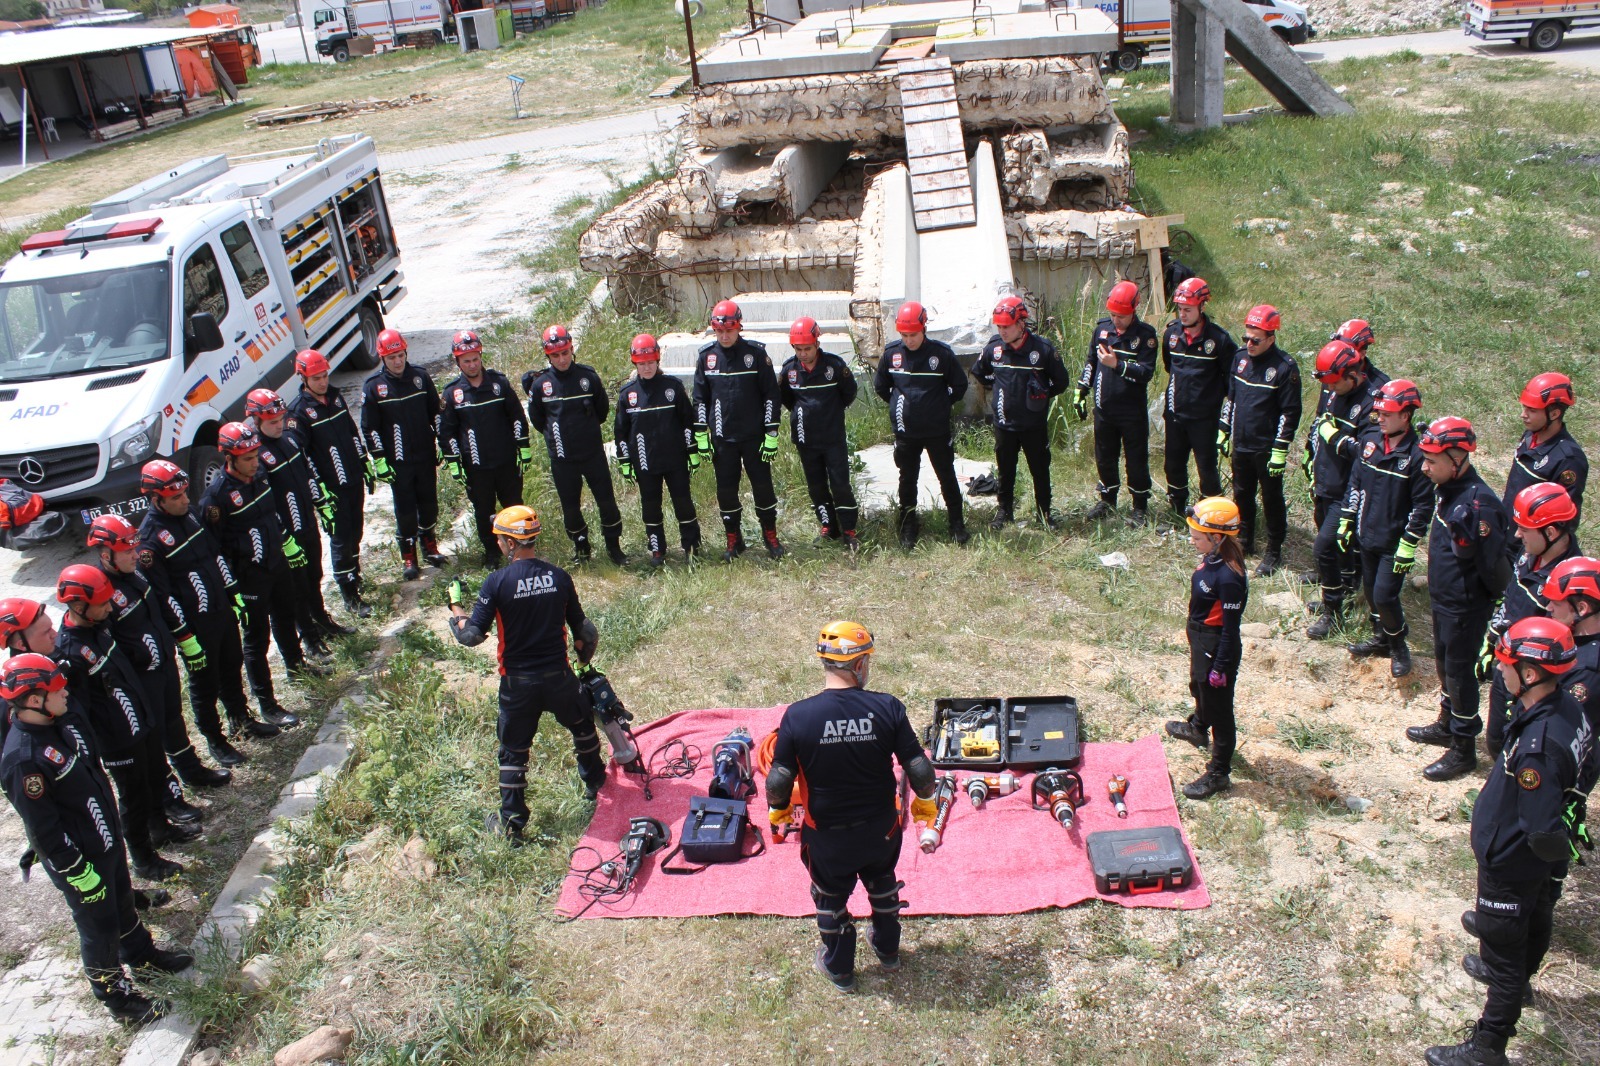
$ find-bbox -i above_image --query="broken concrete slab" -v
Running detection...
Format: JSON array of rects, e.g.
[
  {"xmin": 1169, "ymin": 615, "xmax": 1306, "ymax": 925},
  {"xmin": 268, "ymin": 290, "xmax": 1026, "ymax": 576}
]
[
  {"xmin": 915, "ymin": 140, "xmax": 1015, "ymax": 352},
  {"xmin": 730, "ymin": 290, "xmax": 854, "ymax": 330},
  {"xmin": 1172, "ymin": 0, "xmax": 1355, "ymax": 127},
  {"xmin": 697, "ymin": 21, "xmax": 892, "ymax": 85},
  {"xmin": 934, "ymin": 10, "xmax": 1118, "ymax": 63},
  {"xmin": 1000, "ymin": 122, "xmax": 1132, "ymax": 209}
]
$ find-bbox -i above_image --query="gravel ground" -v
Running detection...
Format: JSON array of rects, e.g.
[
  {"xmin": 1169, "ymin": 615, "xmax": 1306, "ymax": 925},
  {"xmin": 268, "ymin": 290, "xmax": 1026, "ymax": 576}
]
[{"xmin": 1311, "ymin": 0, "xmax": 1457, "ymax": 37}]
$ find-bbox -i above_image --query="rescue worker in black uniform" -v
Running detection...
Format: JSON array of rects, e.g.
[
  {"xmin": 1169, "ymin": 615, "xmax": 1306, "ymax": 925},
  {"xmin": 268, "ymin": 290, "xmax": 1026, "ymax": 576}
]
[
  {"xmin": 360, "ymin": 327, "xmax": 447, "ymax": 581},
  {"xmin": 286, "ymin": 348, "xmax": 373, "ymax": 618},
  {"xmin": 248, "ymin": 388, "xmax": 353, "ymax": 646},
  {"xmin": 872, "ymin": 301, "xmax": 970, "ymax": 548},
  {"xmin": 1424, "ymin": 617, "xmax": 1593, "ymax": 1066},
  {"xmin": 974, "ymin": 294, "xmax": 1072, "ymax": 531},
  {"xmin": 766, "ymin": 621, "xmax": 937, "ymax": 991},
  {"xmin": 614, "ymin": 333, "xmax": 703, "ymax": 566},
  {"xmin": 1218, "ymin": 304, "xmax": 1301, "ymax": 576},
  {"xmin": 439, "ymin": 329, "xmax": 530, "ymax": 568},
  {"xmin": 1484, "ymin": 484, "xmax": 1583, "ymax": 759},
  {"xmin": 445, "ymin": 506, "xmax": 603, "ymax": 840},
  {"xmin": 1331, "ymin": 318, "xmax": 1383, "ymax": 381},
  {"xmin": 1, "ymin": 654, "xmax": 193, "ymax": 1023},
  {"xmin": 1164, "ymin": 497, "xmax": 1249, "ymax": 799},
  {"xmin": 1161, "ymin": 276, "xmax": 1237, "ymax": 514},
  {"xmin": 1503, "ymin": 372, "xmax": 1587, "ymax": 521},
  {"xmin": 523, "ymin": 324, "xmax": 626, "ymax": 565},
  {"xmin": 52, "ymin": 565, "xmax": 186, "ymax": 882},
  {"xmin": 1542, "ymin": 555, "xmax": 1600, "ymax": 747},
  {"xmin": 779, "ymin": 316, "xmax": 859, "ymax": 549},
  {"xmin": 199, "ymin": 422, "xmax": 317, "ymax": 724},
  {"xmin": 1305, "ymin": 340, "xmax": 1388, "ymax": 639},
  {"xmin": 1337, "ymin": 379, "xmax": 1430, "ymax": 678},
  {"xmin": 693, "ymin": 299, "xmax": 786, "ymax": 561},
  {"xmin": 1412, "ymin": 417, "xmax": 1514, "ymax": 782},
  {"xmin": 1076, "ymin": 280, "xmax": 1159, "ymax": 525},
  {"xmin": 87, "ymin": 515, "xmax": 227, "ymax": 823},
  {"xmin": 137, "ymin": 460, "xmax": 279, "ymax": 763}
]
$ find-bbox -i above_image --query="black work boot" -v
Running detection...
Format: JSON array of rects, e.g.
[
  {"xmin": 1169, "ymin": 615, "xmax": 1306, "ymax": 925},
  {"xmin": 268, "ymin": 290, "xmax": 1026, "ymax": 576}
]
[
  {"xmin": 1461, "ymin": 908, "xmax": 1478, "ymax": 938},
  {"xmin": 1127, "ymin": 506, "xmax": 1149, "ymax": 528},
  {"xmin": 401, "ymin": 551, "xmax": 421, "ymax": 582},
  {"xmin": 604, "ymin": 535, "xmax": 628, "ymax": 565},
  {"xmin": 1036, "ymin": 508, "xmax": 1061, "ymax": 531},
  {"xmin": 340, "ymin": 586, "xmax": 373, "ymax": 619},
  {"xmin": 1183, "ymin": 768, "xmax": 1232, "ymax": 800},
  {"xmin": 148, "ymin": 817, "xmax": 201, "ymax": 847},
  {"xmin": 1423, "ymin": 737, "xmax": 1478, "ymax": 782},
  {"xmin": 814, "ymin": 946, "xmax": 856, "ymax": 993},
  {"xmin": 899, "ymin": 509, "xmax": 920, "ymax": 550},
  {"xmin": 163, "ymin": 795, "xmax": 203, "ymax": 824},
  {"xmin": 1461, "ymin": 954, "xmax": 1532, "ymax": 1004},
  {"xmin": 134, "ymin": 946, "xmax": 195, "ymax": 976},
  {"xmin": 206, "ymin": 734, "xmax": 246, "ymax": 767},
  {"xmin": 1086, "ymin": 499, "xmax": 1113, "ymax": 521},
  {"xmin": 1389, "ymin": 634, "xmax": 1413, "ymax": 678},
  {"xmin": 1307, "ymin": 601, "xmax": 1342, "ymax": 640},
  {"xmin": 723, "ymin": 532, "xmax": 747, "ymax": 563},
  {"xmin": 1407, "ymin": 705, "xmax": 1453, "ymax": 746},
  {"xmin": 174, "ymin": 750, "xmax": 231, "ymax": 788},
  {"xmin": 1165, "ymin": 718, "xmax": 1209, "ymax": 749},
  {"xmin": 763, "ymin": 529, "xmax": 786, "ymax": 560},
  {"xmin": 228, "ymin": 712, "xmax": 281, "ymax": 739},
  {"xmin": 1253, "ymin": 548, "xmax": 1282, "ymax": 577},
  {"xmin": 133, "ymin": 888, "xmax": 171, "ymax": 910},
  {"xmin": 315, "ymin": 608, "xmax": 356, "ymax": 637},
  {"xmin": 989, "ymin": 507, "xmax": 1013, "ymax": 532},
  {"xmin": 949, "ymin": 514, "xmax": 970, "ymax": 545},
  {"xmin": 843, "ymin": 529, "xmax": 861, "ymax": 551},
  {"xmin": 1424, "ymin": 1023, "xmax": 1510, "ymax": 1066},
  {"xmin": 258, "ymin": 701, "xmax": 301, "ymax": 728},
  {"xmin": 1347, "ymin": 630, "xmax": 1392, "ymax": 658},
  {"xmin": 130, "ymin": 849, "xmax": 184, "ymax": 882},
  {"xmin": 420, "ymin": 532, "xmax": 449, "ymax": 568},
  {"xmin": 96, "ymin": 976, "xmax": 165, "ymax": 1024},
  {"xmin": 572, "ymin": 534, "xmax": 592, "ymax": 563}
]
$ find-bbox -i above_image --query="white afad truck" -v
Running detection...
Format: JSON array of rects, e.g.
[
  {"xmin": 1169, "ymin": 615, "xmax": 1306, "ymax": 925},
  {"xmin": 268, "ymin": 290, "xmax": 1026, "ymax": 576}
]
[
  {"xmin": 1463, "ymin": 0, "xmax": 1600, "ymax": 50},
  {"xmin": 0, "ymin": 133, "xmax": 405, "ymax": 534},
  {"xmin": 1094, "ymin": 0, "xmax": 1315, "ymax": 71},
  {"xmin": 313, "ymin": 0, "xmax": 449, "ymax": 61}
]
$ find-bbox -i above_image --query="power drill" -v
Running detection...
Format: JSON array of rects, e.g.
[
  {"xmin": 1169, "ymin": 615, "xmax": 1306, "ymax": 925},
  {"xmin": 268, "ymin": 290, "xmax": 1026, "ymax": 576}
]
[
  {"xmin": 919, "ymin": 774, "xmax": 959, "ymax": 853},
  {"xmin": 1032, "ymin": 768, "xmax": 1086, "ymax": 831},
  {"xmin": 1108, "ymin": 774, "xmax": 1129, "ymax": 818},
  {"xmin": 708, "ymin": 727, "xmax": 756, "ymax": 801},
  {"xmin": 965, "ymin": 771, "xmax": 1022, "ymax": 809}
]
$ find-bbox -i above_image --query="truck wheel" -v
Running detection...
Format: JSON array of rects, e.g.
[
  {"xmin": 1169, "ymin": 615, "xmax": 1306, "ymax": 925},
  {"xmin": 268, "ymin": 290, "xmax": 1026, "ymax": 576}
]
[
  {"xmin": 344, "ymin": 305, "xmax": 383, "ymax": 372},
  {"xmin": 1110, "ymin": 48, "xmax": 1142, "ymax": 73},
  {"xmin": 1527, "ymin": 20, "xmax": 1564, "ymax": 50},
  {"xmin": 332, "ymin": 44, "xmax": 350, "ymax": 62},
  {"xmin": 187, "ymin": 441, "xmax": 223, "ymax": 494}
]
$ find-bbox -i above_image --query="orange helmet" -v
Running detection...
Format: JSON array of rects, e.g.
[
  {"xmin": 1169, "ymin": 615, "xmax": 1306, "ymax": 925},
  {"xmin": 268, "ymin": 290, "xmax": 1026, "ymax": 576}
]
[
  {"xmin": 710, "ymin": 300, "xmax": 742, "ymax": 328},
  {"xmin": 1314, "ymin": 340, "xmax": 1363, "ymax": 385},
  {"xmin": 140, "ymin": 459, "xmax": 190, "ymax": 498},
  {"xmin": 245, "ymin": 388, "xmax": 286, "ymax": 419},
  {"xmin": 0, "ymin": 653, "xmax": 67, "ymax": 702},
  {"xmin": 1542, "ymin": 556, "xmax": 1600, "ymax": 607},
  {"xmin": 0, "ymin": 598, "xmax": 47, "ymax": 643},
  {"xmin": 491, "ymin": 505, "xmax": 541, "ymax": 542},
  {"xmin": 895, "ymin": 301, "xmax": 928, "ymax": 333},
  {"xmin": 542, "ymin": 324, "xmax": 573, "ymax": 356},
  {"xmin": 86, "ymin": 514, "xmax": 138, "ymax": 553},
  {"xmin": 1372, "ymin": 379, "xmax": 1422, "ymax": 414},
  {"xmin": 451, "ymin": 330, "xmax": 484, "ymax": 358},
  {"xmin": 217, "ymin": 421, "xmax": 262, "ymax": 456},
  {"xmin": 1419, "ymin": 416, "xmax": 1476, "ymax": 454},
  {"xmin": 1186, "ymin": 496, "xmax": 1241, "ymax": 536},
  {"xmin": 789, "ymin": 317, "xmax": 820, "ymax": 346},
  {"xmin": 1105, "ymin": 280, "xmax": 1138, "ymax": 316},
  {"xmin": 57, "ymin": 564, "xmax": 113, "ymax": 607},
  {"xmin": 1332, "ymin": 319, "xmax": 1374, "ymax": 352},
  {"xmin": 1244, "ymin": 304, "xmax": 1281, "ymax": 332},
  {"xmin": 375, "ymin": 328, "xmax": 406, "ymax": 358},
  {"xmin": 1512, "ymin": 483, "xmax": 1577, "ymax": 530},
  {"xmin": 817, "ymin": 620, "xmax": 875, "ymax": 663},
  {"xmin": 1521, "ymin": 372, "xmax": 1575, "ymax": 411},
  {"xmin": 1494, "ymin": 616, "xmax": 1577, "ymax": 675},
  {"xmin": 630, "ymin": 334, "xmax": 660, "ymax": 363},
  {"xmin": 295, "ymin": 349, "xmax": 330, "ymax": 377},
  {"xmin": 1173, "ymin": 277, "xmax": 1211, "ymax": 307},
  {"xmin": 992, "ymin": 295, "xmax": 1028, "ymax": 327}
]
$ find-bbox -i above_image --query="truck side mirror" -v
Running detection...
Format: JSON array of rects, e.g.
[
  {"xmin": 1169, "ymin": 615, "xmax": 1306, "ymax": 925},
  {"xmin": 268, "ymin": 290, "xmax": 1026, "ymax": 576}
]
[{"xmin": 186, "ymin": 312, "xmax": 224, "ymax": 358}]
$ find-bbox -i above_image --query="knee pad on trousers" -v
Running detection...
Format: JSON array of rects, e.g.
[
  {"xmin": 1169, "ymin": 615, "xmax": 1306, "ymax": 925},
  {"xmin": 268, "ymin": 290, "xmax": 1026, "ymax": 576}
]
[
  {"xmin": 864, "ymin": 874, "xmax": 905, "ymax": 917},
  {"xmin": 810, "ymin": 883, "xmax": 852, "ymax": 939}
]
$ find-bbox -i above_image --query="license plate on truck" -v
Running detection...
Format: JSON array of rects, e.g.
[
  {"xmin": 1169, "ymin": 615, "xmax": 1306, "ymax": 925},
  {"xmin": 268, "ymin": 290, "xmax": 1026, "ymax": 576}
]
[{"xmin": 80, "ymin": 496, "xmax": 149, "ymax": 524}]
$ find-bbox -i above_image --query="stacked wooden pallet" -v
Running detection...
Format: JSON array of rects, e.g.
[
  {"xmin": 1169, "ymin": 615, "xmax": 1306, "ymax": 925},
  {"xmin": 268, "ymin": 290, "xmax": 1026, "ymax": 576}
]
[{"xmin": 251, "ymin": 94, "xmax": 432, "ymax": 127}]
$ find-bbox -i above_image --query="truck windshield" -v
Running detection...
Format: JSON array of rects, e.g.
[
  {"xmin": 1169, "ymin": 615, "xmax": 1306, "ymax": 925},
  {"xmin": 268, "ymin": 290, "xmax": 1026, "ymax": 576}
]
[{"xmin": 0, "ymin": 263, "xmax": 172, "ymax": 384}]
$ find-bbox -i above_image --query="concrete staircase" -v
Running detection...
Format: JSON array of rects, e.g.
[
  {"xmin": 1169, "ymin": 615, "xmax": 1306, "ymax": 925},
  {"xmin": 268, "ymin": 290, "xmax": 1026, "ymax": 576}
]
[{"xmin": 655, "ymin": 290, "xmax": 857, "ymax": 374}]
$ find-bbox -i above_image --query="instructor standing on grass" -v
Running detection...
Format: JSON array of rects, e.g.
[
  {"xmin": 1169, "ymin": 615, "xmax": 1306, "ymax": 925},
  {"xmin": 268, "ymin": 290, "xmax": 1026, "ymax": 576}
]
[{"xmin": 766, "ymin": 621, "xmax": 937, "ymax": 993}]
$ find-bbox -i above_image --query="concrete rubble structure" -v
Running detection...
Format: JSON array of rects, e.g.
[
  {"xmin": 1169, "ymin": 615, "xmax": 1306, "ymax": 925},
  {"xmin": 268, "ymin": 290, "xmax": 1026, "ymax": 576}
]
[{"xmin": 578, "ymin": 0, "xmax": 1161, "ymax": 368}]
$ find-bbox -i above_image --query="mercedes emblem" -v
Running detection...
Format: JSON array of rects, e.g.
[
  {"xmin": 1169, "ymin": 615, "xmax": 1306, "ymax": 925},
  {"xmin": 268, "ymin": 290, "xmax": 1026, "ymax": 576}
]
[{"xmin": 17, "ymin": 456, "xmax": 45, "ymax": 486}]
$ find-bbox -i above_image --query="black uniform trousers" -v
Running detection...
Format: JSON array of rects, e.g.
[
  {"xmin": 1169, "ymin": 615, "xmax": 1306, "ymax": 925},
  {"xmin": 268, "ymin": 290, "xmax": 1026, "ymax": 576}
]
[
  {"xmin": 1231, "ymin": 449, "xmax": 1287, "ymax": 552},
  {"xmin": 637, "ymin": 466, "xmax": 701, "ymax": 556},
  {"xmin": 1312, "ymin": 497, "xmax": 1359, "ymax": 608},
  {"xmin": 466, "ymin": 462, "xmax": 524, "ymax": 559},
  {"xmin": 41, "ymin": 842, "xmax": 155, "ymax": 994},
  {"xmin": 136, "ymin": 661, "xmax": 204, "ymax": 790},
  {"xmin": 1434, "ymin": 606, "xmax": 1493, "ymax": 739},
  {"xmin": 995, "ymin": 426, "xmax": 1052, "ymax": 517},
  {"xmin": 388, "ymin": 459, "xmax": 440, "ymax": 551},
  {"xmin": 1164, "ymin": 414, "xmax": 1223, "ymax": 512},
  {"xmin": 893, "ymin": 435, "xmax": 964, "ymax": 522},
  {"xmin": 1187, "ymin": 621, "xmax": 1237, "ymax": 774},
  {"xmin": 1473, "ymin": 867, "xmax": 1562, "ymax": 1047},
  {"xmin": 328, "ymin": 481, "xmax": 365, "ymax": 593},
  {"xmin": 186, "ymin": 612, "xmax": 251, "ymax": 736},
  {"xmin": 1093, "ymin": 412, "xmax": 1152, "ymax": 508},
  {"xmin": 100, "ymin": 739, "xmax": 168, "ymax": 862},
  {"xmin": 798, "ymin": 443, "xmax": 858, "ymax": 534},
  {"xmin": 238, "ymin": 567, "xmax": 302, "ymax": 703},
  {"xmin": 711, "ymin": 439, "xmax": 779, "ymax": 535},
  {"xmin": 551, "ymin": 453, "xmax": 623, "ymax": 546},
  {"xmin": 496, "ymin": 667, "xmax": 603, "ymax": 831},
  {"xmin": 1358, "ymin": 546, "xmax": 1407, "ymax": 639},
  {"xmin": 800, "ymin": 809, "xmax": 905, "ymax": 977}
]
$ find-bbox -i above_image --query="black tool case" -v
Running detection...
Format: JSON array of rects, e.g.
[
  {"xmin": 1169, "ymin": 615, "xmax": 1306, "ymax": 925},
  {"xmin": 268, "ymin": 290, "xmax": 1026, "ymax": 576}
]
[
  {"xmin": 926, "ymin": 696, "xmax": 1081, "ymax": 770},
  {"xmin": 1085, "ymin": 826, "xmax": 1195, "ymax": 894}
]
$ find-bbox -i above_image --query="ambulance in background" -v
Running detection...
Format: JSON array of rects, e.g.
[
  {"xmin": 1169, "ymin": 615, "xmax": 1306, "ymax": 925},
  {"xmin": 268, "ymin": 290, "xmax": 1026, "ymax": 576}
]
[
  {"xmin": 1093, "ymin": 0, "xmax": 1316, "ymax": 72},
  {"xmin": 1463, "ymin": 0, "xmax": 1600, "ymax": 50}
]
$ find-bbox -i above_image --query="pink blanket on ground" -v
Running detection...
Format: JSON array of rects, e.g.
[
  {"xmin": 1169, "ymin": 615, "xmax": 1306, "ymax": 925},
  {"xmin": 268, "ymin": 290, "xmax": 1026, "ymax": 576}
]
[{"xmin": 554, "ymin": 705, "xmax": 1211, "ymax": 919}]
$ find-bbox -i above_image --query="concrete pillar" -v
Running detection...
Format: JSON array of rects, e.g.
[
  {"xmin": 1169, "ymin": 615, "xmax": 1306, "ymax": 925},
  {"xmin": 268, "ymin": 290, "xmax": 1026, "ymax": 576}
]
[{"xmin": 1170, "ymin": 0, "xmax": 1225, "ymax": 131}]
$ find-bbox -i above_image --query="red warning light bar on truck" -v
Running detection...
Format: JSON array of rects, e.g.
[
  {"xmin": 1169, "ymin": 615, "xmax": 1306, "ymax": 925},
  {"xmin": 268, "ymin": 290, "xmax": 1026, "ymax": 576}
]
[{"xmin": 20, "ymin": 217, "xmax": 163, "ymax": 252}]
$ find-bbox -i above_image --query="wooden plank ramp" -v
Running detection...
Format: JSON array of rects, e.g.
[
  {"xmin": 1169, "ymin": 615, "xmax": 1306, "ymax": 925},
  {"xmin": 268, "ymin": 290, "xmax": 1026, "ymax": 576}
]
[{"xmin": 896, "ymin": 56, "xmax": 974, "ymax": 232}]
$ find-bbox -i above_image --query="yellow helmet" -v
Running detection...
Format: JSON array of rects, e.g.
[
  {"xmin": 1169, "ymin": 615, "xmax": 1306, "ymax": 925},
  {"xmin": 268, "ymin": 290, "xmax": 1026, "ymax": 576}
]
[
  {"xmin": 817, "ymin": 620, "xmax": 875, "ymax": 663},
  {"xmin": 1186, "ymin": 497, "xmax": 1241, "ymax": 536},
  {"xmin": 491, "ymin": 505, "xmax": 541, "ymax": 542}
]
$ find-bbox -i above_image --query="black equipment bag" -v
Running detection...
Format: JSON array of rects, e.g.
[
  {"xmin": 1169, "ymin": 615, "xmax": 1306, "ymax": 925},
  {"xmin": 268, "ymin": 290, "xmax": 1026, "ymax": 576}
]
[
  {"xmin": 662, "ymin": 795, "xmax": 765, "ymax": 874},
  {"xmin": 1086, "ymin": 826, "xmax": 1194, "ymax": 894}
]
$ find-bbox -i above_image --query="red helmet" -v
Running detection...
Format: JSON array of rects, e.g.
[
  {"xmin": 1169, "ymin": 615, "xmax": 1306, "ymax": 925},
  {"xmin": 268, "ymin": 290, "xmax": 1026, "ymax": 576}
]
[
  {"xmin": 140, "ymin": 459, "xmax": 190, "ymax": 498},
  {"xmin": 295, "ymin": 349, "xmax": 330, "ymax": 377},
  {"xmin": 992, "ymin": 295, "xmax": 1028, "ymax": 327},
  {"xmin": 1244, "ymin": 304, "xmax": 1281, "ymax": 332},
  {"xmin": 1495, "ymin": 616, "xmax": 1577, "ymax": 675},
  {"xmin": 375, "ymin": 328, "xmax": 407, "ymax": 358},
  {"xmin": 1520, "ymin": 372, "xmax": 1575, "ymax": 411},
  {"xmin": 1418, "ymin": 416, "xmax": 1477, "ymax": 454},
  {"xmin": 86, "ymin": 514, "xmax": 138, "ymax": 552},
  {"xmin": 710, "ymin": 300, "xmax": 742, "ymax": 328},
  {"xmin": 0, "ymin": 598, "xmax": 46, "ymax": 642},
  {"xmin": 57, "ymin": 564, "xmax": 113, "ymax": 607},
  {"xmin": 1332, "ymin": 319, "xmax": 1375, "ymax": 352},
  {"xmin": 1372, "ymin": 379, "xmax": 1422, "ymax": 413},
  {"xmin": 1513, "ymin": 482, "xmax": 1577, "ymax": 530},
  {"xmin": 0, "ymin": 653, "xmax": 67, "ymax": 702},
  {"xmin": 1172, "ymin": 277, "xmax": 1211, "ymax": 308},
  {"xmin": 895, "ymin": 302, "xmax": 928, "ymax": 333},
  {"xmin": 1314, "ymin": 340, "xmax": 1364, "ymax": 384},
  {"xmin": 541, "ymin": 325, "xmax": 572, "ymax": 356},
  {"xmin": 1105, "ymin": 280, "xmax": 1139, "ymax": 316},
  {"xmin": 217, "ymin": 421, "xmax": 261, "ymax": 457},
  {"xmin": 451, "ymin": 330, "xmax": 484, "ymax": 358},
  {"xmin": 1541, "ymin": 556, "xmax": 1600, "ymax": 606},
  {"xmin": 789, "ymin": 317, "xmax": 820, "ymax": 346},
  {"xmin": 630, "ymin": 334, "xmax": 660, "ymax": 363},
  {"xmin": 245, "ymin": 388, "xmax": 286, "ymax": 419}
]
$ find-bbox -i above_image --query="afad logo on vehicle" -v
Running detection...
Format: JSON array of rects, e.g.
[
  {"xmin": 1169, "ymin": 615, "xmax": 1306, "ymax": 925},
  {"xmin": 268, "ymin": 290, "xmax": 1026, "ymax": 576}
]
[{"xmin": 7, "ymin": 403, "xmax": 65, "ymax": 420}]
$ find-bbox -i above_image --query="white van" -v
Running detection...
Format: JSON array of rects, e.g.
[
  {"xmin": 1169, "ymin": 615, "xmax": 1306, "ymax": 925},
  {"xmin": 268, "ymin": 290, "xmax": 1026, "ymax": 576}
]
[{"xmin": 1094, "ymin": 0, "xmax": 1316, "ymax": 71}]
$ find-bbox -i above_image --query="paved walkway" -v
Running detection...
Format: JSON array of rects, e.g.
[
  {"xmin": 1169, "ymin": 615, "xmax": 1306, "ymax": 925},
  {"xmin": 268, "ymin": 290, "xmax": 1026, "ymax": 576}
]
[{"xmin": 0, "ymin": 949, "xmax": 115, "ymax": 1066}]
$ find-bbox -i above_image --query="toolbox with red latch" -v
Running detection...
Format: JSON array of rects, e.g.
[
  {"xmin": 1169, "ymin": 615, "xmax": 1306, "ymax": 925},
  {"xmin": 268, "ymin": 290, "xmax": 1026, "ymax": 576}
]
[{"xmin": 1085, "ymin": 826, "xmax": 1195, "ymax": 894}]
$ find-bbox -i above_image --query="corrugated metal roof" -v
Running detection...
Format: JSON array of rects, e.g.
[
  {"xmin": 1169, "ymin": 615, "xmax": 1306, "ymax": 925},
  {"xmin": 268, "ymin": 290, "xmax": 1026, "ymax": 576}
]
[{"xmin": 0, "ymin": 25, "xmax": 226, "ymax": 66}]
